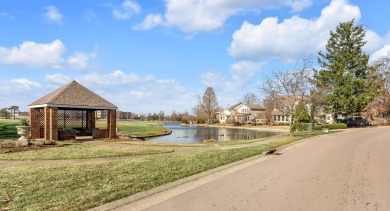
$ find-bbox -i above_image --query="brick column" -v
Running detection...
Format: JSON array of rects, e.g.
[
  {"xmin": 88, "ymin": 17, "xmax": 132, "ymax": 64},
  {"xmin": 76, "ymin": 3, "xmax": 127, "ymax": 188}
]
[
  {"xmin": 50, "ymin": 107, "xmax": 58, "ymax": 141},
  {"xmin": 29, "ymin": 108, "xmax": 40, "ymax": 139},
  {"xmin": 44, "ymin": 107, "xmax": 50, "ymax": 140},
  {"xmin": 107, "ymin": 109, "xmax": 117, "ymax": 138},
  {"xmin": 87, "ymin": 110, "xmax": 95, "ymax": 129},
  {"xmin": 44, "ymin": 107, "xmax": 58, "ymax": 141}
]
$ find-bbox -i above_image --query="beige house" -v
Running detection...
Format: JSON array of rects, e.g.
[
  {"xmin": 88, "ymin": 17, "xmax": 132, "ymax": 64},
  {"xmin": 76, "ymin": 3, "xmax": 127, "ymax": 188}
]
[{"xmin": 217, "ymin": 103, "xmax": 267, "ymax": 124}]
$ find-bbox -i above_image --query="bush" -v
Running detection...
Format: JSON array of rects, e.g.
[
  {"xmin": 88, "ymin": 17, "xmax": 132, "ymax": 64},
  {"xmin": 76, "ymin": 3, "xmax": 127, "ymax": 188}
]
[
  {"xmin": 315, "ymin": 123, "xmax": 347, "ymax": 130},
  {"xmin": 234, "ymin": 122, "xmax": 242, "ymax": 126},
  {"xmin": 196, "ymin": 118, "xmax": 205, "ymax": 124}
]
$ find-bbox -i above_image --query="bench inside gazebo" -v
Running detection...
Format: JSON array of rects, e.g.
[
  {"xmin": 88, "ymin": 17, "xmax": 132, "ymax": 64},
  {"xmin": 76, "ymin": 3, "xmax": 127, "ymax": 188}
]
[{"xmin": 29, "ymin": 80, "xmax": 117, "ymax": 141}]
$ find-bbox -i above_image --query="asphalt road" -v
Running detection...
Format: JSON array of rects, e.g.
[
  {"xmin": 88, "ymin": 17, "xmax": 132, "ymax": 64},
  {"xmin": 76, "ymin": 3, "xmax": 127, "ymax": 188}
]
[{"xmin": 122, "ymin": 127, "xmax": 390, "ymax": 211}]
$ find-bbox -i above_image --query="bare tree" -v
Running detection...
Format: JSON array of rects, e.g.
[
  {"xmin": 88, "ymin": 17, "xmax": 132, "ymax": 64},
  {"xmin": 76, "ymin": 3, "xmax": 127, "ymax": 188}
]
[
  {"xmin": 240, "ymin": 93, "xmax": 260, "ymax": 105},
  {"xmin": 260, "ymin": 58, "xmax": 312, "ymax": 133},
  {"xmin": 197, "ymin": 87, "xmax": 218, "ymax": 124},
  {"xmin": 307, "ymin": 89, "xmax": 326, "ymax": 127},
  {"xmin": 366, "ymin": 57, "xmax": 390, "ymax": 119},
  {"xmin": 158, "ymin": 111, "xmax": 165, "ymax": 121}
]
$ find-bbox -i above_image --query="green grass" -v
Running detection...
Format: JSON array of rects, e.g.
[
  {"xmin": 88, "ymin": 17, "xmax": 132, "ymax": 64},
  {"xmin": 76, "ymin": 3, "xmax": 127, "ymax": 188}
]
[
  {"xmin": 117, "ymin": 137, "xmax": 268, "ymax": 147},
  {"xmin": 0, "ymin": 119, "xmax": 169, "ymax": 140},
  {"xmin": 0, "ymin": 133, "xmax": 322, "ymax": 211},
  {"xmin": 96, "ymin": 120, "xmax": 169, "ymax": 136},
  {"xmin": 0, "ymin": 143, "xmax": 174, "ymax": 160},
  {"xmin": 0, "ymin": 120, "xmax": 19, "ymax": 139}
]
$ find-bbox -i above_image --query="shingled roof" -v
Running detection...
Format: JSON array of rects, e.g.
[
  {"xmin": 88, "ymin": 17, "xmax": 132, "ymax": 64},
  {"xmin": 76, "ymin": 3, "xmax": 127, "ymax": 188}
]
[{"xmin": 29, "ymin": 80, "xmax": 117, "ymax": 109}]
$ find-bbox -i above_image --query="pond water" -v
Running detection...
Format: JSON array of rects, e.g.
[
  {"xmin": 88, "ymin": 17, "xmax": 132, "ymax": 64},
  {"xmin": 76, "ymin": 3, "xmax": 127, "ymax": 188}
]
[{"xmin": 146, "ymin": 122, "xmax": 284, "ymax": 143}]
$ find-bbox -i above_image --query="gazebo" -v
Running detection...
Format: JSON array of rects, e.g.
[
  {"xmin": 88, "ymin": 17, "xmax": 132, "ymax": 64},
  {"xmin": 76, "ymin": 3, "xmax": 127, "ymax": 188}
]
[{"xmin": 29, "ymin": 80, "xmax": 117, "ymax": 141}]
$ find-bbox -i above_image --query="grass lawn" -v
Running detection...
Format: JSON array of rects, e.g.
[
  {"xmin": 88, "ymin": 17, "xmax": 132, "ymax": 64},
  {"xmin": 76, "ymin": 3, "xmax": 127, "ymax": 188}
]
[
  {"xmin": 96, "ymin": 120, "xmax": 169, "ymax": 137},
  {"xmin": 0, "ymin": 133, "xmax": 321, "ymax": 211},
  {"xmin": 0, "ymin": 143, "xmax": 174, "ymax": 160},
  {"xmin": 0, "ymin": 119, "xmax": 19, "ymax": 139},
  {"xmin": 0, "ymin": 119, "xmax": 169, "ymax": 140}
]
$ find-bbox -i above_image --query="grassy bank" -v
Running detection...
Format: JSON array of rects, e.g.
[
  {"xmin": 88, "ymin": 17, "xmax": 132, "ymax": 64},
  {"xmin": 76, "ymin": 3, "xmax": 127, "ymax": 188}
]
[
  {"xmin": 0, "ymin": 133, "xmax": 320, "ymax": 210},
  {"xmin": 0, "ymin": 120, "xmax": 169, "ymax": 140},
  {"xmin": 0, "ymin": 143, "xmax": 174, "ymax": 160},
  {"xmin": 97, "ymin": 120, "xmax": 169, "ymax": 137}
]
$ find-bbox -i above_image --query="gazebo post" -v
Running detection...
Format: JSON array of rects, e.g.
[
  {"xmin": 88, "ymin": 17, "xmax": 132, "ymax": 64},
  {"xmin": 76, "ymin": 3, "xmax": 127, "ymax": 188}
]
[
  {"xmin": 29, "ymin": 108, "xmax": 40, "ymax": 139},
  {"xmin": 87, "ymin": 110, "xmax": 95, "ymax": 129},
  {"xmin": 107, "ymin": 109, "xmax": 117, "ymax": 138},
  {"xmin": 44, "ymin": 107, "xmax": 58, "ymax": 141}
]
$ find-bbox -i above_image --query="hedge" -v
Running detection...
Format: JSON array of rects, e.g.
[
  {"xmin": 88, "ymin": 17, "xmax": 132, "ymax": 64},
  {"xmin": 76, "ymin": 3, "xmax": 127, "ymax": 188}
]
[{"xmin": 315, "ymin": 123, "xmax": 347, "ymax": 130}]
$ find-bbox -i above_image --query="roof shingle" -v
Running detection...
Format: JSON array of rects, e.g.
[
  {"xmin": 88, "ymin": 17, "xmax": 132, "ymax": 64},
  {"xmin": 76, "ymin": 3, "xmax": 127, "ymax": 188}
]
[{"xmin": 29, "ymin": 80, "xmax": 117, "ymax": 109}]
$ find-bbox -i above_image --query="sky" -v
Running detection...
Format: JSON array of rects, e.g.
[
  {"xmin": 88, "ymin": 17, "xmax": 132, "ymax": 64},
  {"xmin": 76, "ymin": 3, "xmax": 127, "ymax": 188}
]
[{"xmin": 1, "ymin": 0, "xmax": 390, "ymax": 114}]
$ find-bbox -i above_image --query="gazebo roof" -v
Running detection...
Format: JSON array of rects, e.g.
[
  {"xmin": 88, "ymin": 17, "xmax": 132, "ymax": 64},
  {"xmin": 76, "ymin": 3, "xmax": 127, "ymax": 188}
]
[{"xmin": 29, "ymin": 80, "xmax": 117, "ymax": 110}]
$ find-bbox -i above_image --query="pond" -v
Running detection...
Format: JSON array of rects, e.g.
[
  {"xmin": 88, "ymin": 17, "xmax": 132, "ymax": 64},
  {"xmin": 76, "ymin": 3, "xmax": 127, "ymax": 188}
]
[{"xmin": 146, "ymin": 122, "xmax": 285, "ymax": 143}]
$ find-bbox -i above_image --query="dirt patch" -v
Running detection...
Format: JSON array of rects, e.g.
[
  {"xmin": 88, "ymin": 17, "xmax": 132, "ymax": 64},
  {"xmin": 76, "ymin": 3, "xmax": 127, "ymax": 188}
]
[{"xmin": 1, "ymin": 144, "xmax": 59, "ymax": 153}]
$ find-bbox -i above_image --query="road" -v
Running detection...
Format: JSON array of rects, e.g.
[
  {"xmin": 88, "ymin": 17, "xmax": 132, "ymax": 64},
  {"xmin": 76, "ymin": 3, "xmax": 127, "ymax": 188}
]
[{"xmin": 119, "ymin": 127, "xmax": 390, "ymax": 211}]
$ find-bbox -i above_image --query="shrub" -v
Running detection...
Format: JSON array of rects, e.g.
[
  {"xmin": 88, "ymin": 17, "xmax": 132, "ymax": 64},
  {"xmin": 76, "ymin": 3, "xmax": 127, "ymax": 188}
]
[
  {"xmin": 19, "ymin": 118, "xmax": 29, "ymax": 126},
  {"xmin": 196, "ymin": 118, "xmax": 205, "ymax": 124},
  {"xmin": 315, "ymin": 123, "xmax": 347, "ymax": 130},
  {"xmin": 234, "ymin": 122, "xmax": 242, "ymax": 126}
]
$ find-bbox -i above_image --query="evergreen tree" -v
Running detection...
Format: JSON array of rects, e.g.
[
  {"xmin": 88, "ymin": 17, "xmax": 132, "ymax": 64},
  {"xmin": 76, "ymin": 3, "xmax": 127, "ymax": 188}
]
[{"xmin": 314, "ymin": 19, "xmax": 377, "ymax": 116}]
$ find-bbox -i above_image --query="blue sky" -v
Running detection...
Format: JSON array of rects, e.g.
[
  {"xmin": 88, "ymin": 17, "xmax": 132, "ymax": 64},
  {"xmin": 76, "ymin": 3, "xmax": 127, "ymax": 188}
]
[{"xmin": 1, "ymin": 0, "xmax": 390, "ymax": 114}]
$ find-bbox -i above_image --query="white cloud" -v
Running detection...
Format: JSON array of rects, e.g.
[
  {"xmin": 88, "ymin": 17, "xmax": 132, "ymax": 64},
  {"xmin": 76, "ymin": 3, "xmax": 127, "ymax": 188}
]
[
  {"xmin": 67, "ymin": 52, "xmax": 91, "ymax": 69},
  {"xmin": 44, "ymin": 6, "xmax": 63, "ymax": 24},
  {"xmin": 0, "ymin": 79, "xmax": 43, "ymax": 110},
  {"xmin": 136, "ymin": 0, "xmax": 313, "ymax": 33},
  {"xmin": 132, "ymin": 14, "xmax": 163, "ymax": 30},
  {"xmin": 45, "ymin": 73, "xmax": 72, "ymax": 85},
  {"xmin": 0, "ymin": 40, "xmax": 65, "ymax": 68},
  {"xmin": 0, "ymin": 40, "xmax": 95, "ymax": 69},
  {"xmin": 230, "ymin": 61, "xmax": 264, "ymax": 87},
  {"xmin": 371, "ymin": 45, "xmax": 390, "ymax": 61},
  {"xmin": 10, "ymin": 79, "xmax": 41, "ymax": 89},
  {"xmin": 77, "ymin": 70, "xmax": 141, "ymax": 86},
  {"xmin": 228, "ymin": 0, "xmax": 362, "ymax": 62},
  {"xmin": 113, "ymin": 0, "xmax": 141, "ymax": 20},
  {"xmin": 71, "ymin": 70, "xmax": 191, "ymax": 113}
]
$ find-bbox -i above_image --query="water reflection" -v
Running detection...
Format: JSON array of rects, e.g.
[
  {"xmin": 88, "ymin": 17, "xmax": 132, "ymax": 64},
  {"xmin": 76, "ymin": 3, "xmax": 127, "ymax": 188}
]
[{"xmin": 146, "ymin": 122, "xmax": 283, "ymax": 143}]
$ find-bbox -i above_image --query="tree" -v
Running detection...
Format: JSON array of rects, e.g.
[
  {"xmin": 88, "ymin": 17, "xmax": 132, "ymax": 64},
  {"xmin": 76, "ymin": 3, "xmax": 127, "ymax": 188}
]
[
  {"xmin": 8, "ymin": 105, "xmax": 19, "ymax": 120},
  {"xmin": 313, "ymin": 19, "xmax": 380, "ymax": 118},
  {"xmin": 240, "ymin": 93, "xmax": 260, "ymax": 105},
  {"xmin": 366, "ymin": 57, "xmax": 390, "ymax": 118},
  {"xmin": 307, "ymin": 89, "xmax": 326, "ymax": 127},
  {"xmin": 197, "ymin": 87, "xmax": 218, "ymax": 124},
  {"xmin": 158, "ymin": 111, "xmax": 165, "ymax": 121},
  {"xmin": 0, "ymin": 108, "xmax": 11, "ymax": 119},
  {"xmin": 260, "ymin": 58, "xmax": 312, "ymax": 133}
]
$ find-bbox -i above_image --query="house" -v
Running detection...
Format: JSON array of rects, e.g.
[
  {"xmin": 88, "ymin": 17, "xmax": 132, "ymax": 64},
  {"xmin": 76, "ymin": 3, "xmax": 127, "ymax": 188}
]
[
  {"xmin": 271, "ymin": 109, "xmax": 290, "ymax": 124},
  {"xmin": 217, "ymin": 109, "xmax": 232, "ymax": 124},
  {"xmin": 217, "ymin": 103, "xmax": 267, "ymax": 124},
  {"xmin": 269, "ymin": 95, "xmax": 316, "ymax": 124}
]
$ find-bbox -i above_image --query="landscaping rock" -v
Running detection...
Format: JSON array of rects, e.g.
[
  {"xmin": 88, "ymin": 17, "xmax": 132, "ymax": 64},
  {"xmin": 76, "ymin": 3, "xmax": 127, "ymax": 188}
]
[
  {"xmin": 16, "ymin": 140, "xmax": 29, "ymax": 147},
  {"xmin": 202, "ymin": 139, "xmax": 216, "ymax": 143}
]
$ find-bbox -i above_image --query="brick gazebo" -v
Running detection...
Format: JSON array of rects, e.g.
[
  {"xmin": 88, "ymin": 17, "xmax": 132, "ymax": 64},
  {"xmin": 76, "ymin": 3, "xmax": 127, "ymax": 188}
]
[{"xmin": 29, "ymin": 80, "xmax": 117, "ymax": 141}]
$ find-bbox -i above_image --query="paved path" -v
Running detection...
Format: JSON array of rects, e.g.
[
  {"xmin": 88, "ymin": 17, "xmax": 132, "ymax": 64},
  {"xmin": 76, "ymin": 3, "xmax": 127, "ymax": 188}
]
[{"xmin": 120, "ymin": 127, "xmax": 390, "ymax": 211}]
